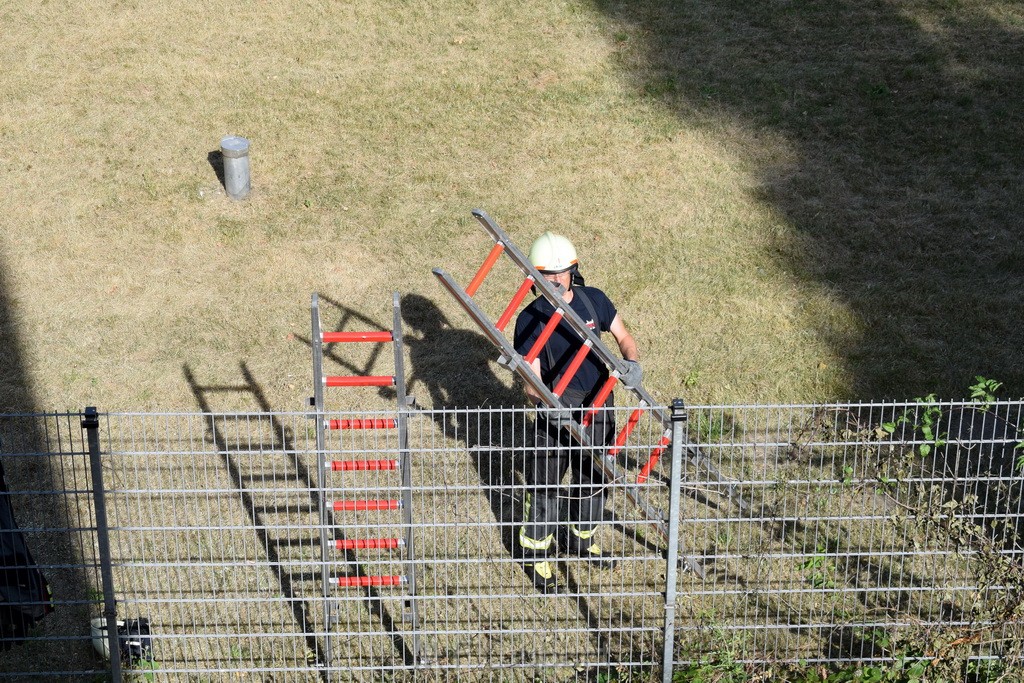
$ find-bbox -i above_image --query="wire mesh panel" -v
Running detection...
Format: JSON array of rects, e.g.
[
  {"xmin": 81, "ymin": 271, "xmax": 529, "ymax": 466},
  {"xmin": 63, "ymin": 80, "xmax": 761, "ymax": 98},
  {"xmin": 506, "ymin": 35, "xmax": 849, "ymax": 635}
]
[
  {"xmin": 0, "ymin": 412, "xmax": 104, "ymax": 679},
  {"xmin": 1, "ymin": 402, "xmax": 1022, "ymax": 680},
  {"xmin": 97, "ymin": 411, "xmax": 324, "ymax": 680},
  {"xmin": 403, "ymin": 405, "xmax": 671, "ymax": 682},
  {"xmin": 662, "ymin": 402, "xmax": 1024, "ymax": 671}
]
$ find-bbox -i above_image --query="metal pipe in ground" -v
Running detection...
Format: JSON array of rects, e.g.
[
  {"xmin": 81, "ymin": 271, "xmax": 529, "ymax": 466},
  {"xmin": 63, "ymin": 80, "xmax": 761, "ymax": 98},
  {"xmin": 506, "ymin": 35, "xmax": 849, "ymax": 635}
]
[{"xmin": 220, "ymin": 135, "xmax": 251, "ymax": 200}]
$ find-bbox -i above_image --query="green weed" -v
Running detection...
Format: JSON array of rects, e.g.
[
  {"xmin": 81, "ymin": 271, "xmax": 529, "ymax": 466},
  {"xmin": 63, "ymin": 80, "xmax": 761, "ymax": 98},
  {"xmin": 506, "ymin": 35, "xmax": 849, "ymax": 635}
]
[
  {"xmin": 968, "ymin": 376, "xmax": 1002, "ymax": 409},
  {"xmin": 880, "ymin": 395, "xmax": 945, "ymax": 458}
]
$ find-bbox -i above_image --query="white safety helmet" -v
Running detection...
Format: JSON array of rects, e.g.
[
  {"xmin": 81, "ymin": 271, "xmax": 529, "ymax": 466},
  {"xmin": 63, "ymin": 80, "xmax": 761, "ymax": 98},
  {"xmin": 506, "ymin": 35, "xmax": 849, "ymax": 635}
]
[{"xmin": 528, "ymin": 231, "xmax": 578, "ymax": 274}]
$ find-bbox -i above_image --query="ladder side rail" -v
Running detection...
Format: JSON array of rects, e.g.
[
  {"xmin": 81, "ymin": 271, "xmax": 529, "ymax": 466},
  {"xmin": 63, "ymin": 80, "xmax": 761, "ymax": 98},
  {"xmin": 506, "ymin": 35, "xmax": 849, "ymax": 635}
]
[
  {"xmin": 310, "ymin": 293, "xmax": 334, "ymax": 675},
  {"xmin": 433, "ymin": 268, "xmax": 673, "ymax": 545},
  {"xmin": 392, "ymin": 292, "xmax": 420, "ymax": 660},
  {"xmin": 472, "ymin": 209, "xmax": 749, "ymax": 512}
]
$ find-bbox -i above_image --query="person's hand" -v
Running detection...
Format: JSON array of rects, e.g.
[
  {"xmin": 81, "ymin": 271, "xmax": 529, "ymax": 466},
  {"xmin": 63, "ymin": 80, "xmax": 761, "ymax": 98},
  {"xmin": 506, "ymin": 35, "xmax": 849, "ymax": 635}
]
[
  {"xmin": 538, "ymin": 404, "xmax": 575, "ymax": 428},
  {"xmin": 620, "ymin": 359, "xmax": 643, "ymax": 388}
]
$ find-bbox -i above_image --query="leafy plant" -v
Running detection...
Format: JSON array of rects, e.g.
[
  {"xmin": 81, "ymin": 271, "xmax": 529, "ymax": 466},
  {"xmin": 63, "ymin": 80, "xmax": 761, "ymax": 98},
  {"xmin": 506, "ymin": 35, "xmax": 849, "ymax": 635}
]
[
  {"xmin": 798, "ymin": 544, "xmax": 837, "ymax": 589},
  {"xmin": 880, "ymin": 394, "xmax": 945, "ymax": 458},
  {"xmin": 968, "ymin": 376, "xmax": 1002, "ymax": 409},
  {"xmin": 672, "ymin": 653, "xmax": 747, "ymax": 683}
]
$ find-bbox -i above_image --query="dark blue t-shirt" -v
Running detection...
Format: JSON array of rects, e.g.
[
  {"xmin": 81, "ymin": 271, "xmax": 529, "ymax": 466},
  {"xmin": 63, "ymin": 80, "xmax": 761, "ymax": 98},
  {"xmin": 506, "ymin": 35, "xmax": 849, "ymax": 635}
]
[{"xmin": 513, "ymin": 286, "xmax": 617, "ymax": 403}]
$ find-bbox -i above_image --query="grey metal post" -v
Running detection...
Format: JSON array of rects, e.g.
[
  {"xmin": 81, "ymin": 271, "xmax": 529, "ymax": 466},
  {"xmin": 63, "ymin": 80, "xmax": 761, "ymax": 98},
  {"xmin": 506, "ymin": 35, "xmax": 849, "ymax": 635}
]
[
  {"xmin": 83, "ymin": 407, "xmax": 121, "ymax": 682},
  {"xmin": 309, "ymin": 294, "xmax": 333, "ymax": 679},
  {"xmin": 662, "ymin": 399, "xmax": 686, "ymax": 683},
  {"xmin": 220, "ymin": 135, "xmax": 251, "ymax": 200},
  {"xmin": 392, "ymin": 292, "xmax": 420, "ymax": 662}
]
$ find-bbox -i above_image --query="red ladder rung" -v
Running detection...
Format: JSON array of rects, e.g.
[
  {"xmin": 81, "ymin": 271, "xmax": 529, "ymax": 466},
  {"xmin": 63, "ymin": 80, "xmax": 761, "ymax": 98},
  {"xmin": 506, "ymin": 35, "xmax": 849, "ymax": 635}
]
[
  {"xmin": 336, "ymin": 538, "xmax": 403, "ymax": 550},
  {"xmin": 496, "ymin": 277, "xmax": 535, "ymax": 332},
  {"xmin": 524, "ymin": 310, "xmax": 563, "ymax": 363},
  {"xmin": 333, "ymin": 499, "xmax": 401, "ymax": 511},
  {"xmin": 325, "ymin": 375, "xmax": 395, "ymax": 387},
  {"xmin": 322, "ymin": 331, "xmax": 393, "ymax": 343},
  {"xmin": 329, "ymin": 418, "xmax": 397, "ymax": 430},
  {"xmin": 552, "ymin": 342, "xmax": 592, "ymax": 398},
  {"xmin": 582, "ymin": 376, "xmax": 619, "ymax": 427},
  {"xmin": 334, "ymin": 575, "xmax": 405, "ymax": 587},
  {"xmin": 329, "ymin": 459, "xmax": 399, "ymax": 471},
  {"xmin": 637, "ymin": 433, "xmax": 672, "ymax": 484},
  {"xmin": 607, "ymin": 408, "xmax": 645, "ymax": 457},
  {"xmin": 466, "ymin": 242, "xmax": 505, "ymax": 296}
]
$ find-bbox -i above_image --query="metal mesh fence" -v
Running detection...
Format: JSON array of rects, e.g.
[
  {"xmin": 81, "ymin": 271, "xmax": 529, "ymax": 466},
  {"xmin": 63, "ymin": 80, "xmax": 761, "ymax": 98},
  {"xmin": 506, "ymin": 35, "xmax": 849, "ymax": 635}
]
[{"xmin": 1, "ymin": 401, "xmax": 1022, "ymax": 680}]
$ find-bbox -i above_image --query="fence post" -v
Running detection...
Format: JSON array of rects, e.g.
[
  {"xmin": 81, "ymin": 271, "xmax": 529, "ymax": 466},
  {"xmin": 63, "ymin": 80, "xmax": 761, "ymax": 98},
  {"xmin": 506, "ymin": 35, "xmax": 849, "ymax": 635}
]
[
  {"xmin": 83, "ymin": 407, "xmax": 121, "ymax": 683},
  {"xmin": 662, "ymin": 398, "xmax": 686, "ymax": 683}
]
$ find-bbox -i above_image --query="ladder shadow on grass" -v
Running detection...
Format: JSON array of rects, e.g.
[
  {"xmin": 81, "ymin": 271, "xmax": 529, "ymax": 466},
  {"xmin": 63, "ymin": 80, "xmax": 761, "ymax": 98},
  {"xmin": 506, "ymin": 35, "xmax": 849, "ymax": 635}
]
[
  {"xmin": 184, "ymin": 361, "xmax": 415, "ymax": 675},
  {"xmin": 292, "ymin": 293, "xmax": 394, "ymax": 382}
]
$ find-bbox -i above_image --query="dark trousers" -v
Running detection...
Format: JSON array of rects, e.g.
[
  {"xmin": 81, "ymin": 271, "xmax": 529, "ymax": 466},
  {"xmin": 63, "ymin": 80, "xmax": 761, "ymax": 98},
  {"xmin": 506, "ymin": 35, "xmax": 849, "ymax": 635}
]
[{"xmin": 519, "ymin": 396, "xmax": 615, "ymax": 556}]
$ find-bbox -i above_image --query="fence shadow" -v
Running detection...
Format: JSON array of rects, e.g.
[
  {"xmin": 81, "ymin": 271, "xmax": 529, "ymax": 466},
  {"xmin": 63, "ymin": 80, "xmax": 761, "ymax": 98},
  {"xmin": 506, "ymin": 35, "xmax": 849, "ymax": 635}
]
[
  {"xmin": 932, "ymin": 406, "xmax": 1023, "ymax": 552},
  {"xmin": 720, "ymin": 404, "xmax": 1019, "ymax": 662}
]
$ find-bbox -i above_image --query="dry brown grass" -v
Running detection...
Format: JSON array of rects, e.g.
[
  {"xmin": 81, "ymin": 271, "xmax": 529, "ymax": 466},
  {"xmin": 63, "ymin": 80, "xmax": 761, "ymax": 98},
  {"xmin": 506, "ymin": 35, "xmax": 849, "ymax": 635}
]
[
  {"xmin": 2, "ymin": 0, "xmax": 1021, "ymax": 412},
  {"xmin": 0, "ymin": 1, "xmax": 840, "ymax": 416}
]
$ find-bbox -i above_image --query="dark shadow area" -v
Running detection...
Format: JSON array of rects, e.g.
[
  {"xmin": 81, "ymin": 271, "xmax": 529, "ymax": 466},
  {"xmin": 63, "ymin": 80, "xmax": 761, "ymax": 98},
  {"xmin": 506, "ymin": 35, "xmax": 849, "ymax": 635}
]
[
  {"xmin": 0, "ymin": 262, "xmax": 36, "ymax": 414},
  {"xmin": 592, "ymin": 0, "xmax": 1024, "ymax": 398},
  {"xmin": 184, "ymin": 361, "xmax": 415, "ymax": 674},
  {"xmin": 398, "ymin": 293, "xmax": 707, "ymax": 557},
  {"xmin": 699, "ymin": 510, "xmax": 969, "ymax": 662},
  {"xmin": 932, "ymin": 405, "xmax": 1023, "ymax": 551},
  {"xmin": 699, "ymin": 407, "xmax": 979, "ymax": 661},
  {"xmin": 395, "ymin": 293, "xmax": 525, "ymax": 553},
  {"xmin": 207, "ymin": 150, "xmax": 225, "ymax": 189},
  {"xmin": 0, "ymin": 259, "xmax": 93, "ymax": 668}
]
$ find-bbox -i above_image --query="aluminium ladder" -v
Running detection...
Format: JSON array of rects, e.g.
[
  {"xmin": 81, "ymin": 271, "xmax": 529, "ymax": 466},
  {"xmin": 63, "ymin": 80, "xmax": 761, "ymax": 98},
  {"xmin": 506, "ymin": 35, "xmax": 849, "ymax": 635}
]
[
  {"xmin": 310, "ymin": 292, "xmax": 419, "ymax": 666},
  {"xmin": 433, "ymin": 210, "xmax": 749, "ymax": 573}
]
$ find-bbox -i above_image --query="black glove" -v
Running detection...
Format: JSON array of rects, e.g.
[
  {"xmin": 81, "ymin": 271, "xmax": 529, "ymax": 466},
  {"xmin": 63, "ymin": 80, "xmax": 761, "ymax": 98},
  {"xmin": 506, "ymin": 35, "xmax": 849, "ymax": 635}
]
[{"xmin": 620, "ymin": 359, "xmax": 643, "ymax": 388}]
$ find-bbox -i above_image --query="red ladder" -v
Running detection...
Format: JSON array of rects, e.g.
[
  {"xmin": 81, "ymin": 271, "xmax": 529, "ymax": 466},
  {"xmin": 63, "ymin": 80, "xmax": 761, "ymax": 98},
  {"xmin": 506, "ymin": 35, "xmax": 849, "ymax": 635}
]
[
  {"xmin": 433, "ymin": 211, "xmax": 748, "ymax": 564},
  {"xmin": 310, "ymin": 292, "xmax": 419, "ymax": 663}
]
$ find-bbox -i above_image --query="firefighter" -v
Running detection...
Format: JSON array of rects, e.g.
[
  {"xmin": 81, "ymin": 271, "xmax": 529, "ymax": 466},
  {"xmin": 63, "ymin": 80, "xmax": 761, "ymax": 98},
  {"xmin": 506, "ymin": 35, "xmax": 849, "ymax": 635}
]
[{"xmin": 513, "ymin": 231, "xmax": 642, "ymax": 593}]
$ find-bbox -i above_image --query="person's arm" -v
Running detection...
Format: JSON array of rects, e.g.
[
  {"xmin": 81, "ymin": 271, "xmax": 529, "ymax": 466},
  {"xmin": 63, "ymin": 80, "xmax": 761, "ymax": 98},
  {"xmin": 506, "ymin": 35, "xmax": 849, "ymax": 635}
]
[
  {"xmin": 609, "ymin": 314, "xmax": 639, "ymax": 362},
  {"xmin": 524, "ymin": 357, "xmax": 544, "ymax": 404}
]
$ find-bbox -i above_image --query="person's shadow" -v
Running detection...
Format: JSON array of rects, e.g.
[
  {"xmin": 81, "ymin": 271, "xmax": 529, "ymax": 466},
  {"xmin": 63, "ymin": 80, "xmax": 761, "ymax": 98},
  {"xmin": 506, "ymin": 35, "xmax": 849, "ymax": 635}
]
[{"xmin": 391, "ymin": 294, "xmax": 526, "ymax": 553}]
